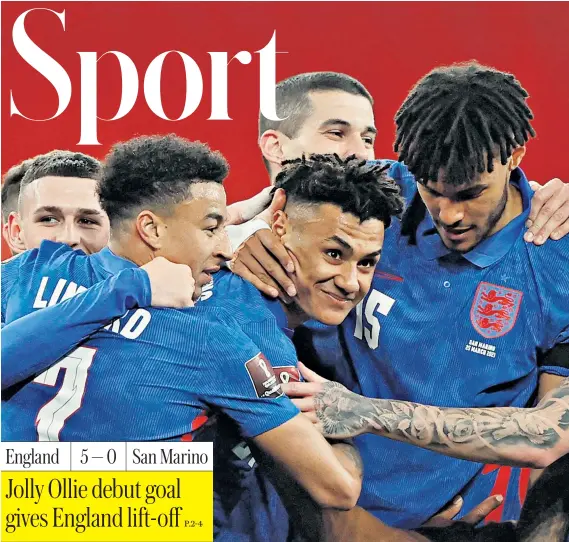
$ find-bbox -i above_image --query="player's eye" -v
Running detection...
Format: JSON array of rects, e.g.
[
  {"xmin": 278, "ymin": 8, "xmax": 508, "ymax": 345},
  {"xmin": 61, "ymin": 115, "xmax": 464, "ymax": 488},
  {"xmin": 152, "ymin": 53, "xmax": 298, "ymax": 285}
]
[
  {"xmin": 325, "ymin": 249, "xmax": 342, "ymax": 260},
  {"xmin": 363, "ymin": 136, "xmax": 375, "ymax": 146},
  {"xmin": 78, "ymin": 218, "xmax": 100, "ymax": 226},
  {"xmin": 37, "ymin": 216, "xmax": 59, "ymax": 224},
  {"xmin": 326, "ymin": 130, "xmax": 344, "ymax": 139},
  {"xmin": 358, "ymin": 258, "xmax": 378, "ymax": 269},
  {"xmin": 457, "ymin": 190, "xmax": 484, "ymax": 202}
]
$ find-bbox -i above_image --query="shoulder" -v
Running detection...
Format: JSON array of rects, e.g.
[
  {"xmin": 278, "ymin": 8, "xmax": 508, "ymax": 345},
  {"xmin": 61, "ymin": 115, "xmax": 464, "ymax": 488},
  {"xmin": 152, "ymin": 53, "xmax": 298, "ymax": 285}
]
[
  {"xmin": 11, "ymin": 240, "xmax": 85, "ymax": 272},
  {"xmin": 205, "ymin": 269, "xmax": 275, "ymax": 324},
  {"xmin": 525, "ymin": 234, "xmax": 569, "ymax": 276},
  {"xmin": 162, "ymin": 304, "xmax": 261, "ymax": 361},
  {"xmin": 524, "ymin": 235, "xmax": 569, "ymax": 313}
]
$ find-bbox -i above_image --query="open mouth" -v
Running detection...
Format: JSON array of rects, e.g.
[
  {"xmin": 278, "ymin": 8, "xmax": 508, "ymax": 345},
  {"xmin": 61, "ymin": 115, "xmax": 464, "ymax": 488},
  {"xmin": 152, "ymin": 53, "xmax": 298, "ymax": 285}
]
[{"xmin": 441, "ymin": 226, "xmax": 474, "ymax": 240}]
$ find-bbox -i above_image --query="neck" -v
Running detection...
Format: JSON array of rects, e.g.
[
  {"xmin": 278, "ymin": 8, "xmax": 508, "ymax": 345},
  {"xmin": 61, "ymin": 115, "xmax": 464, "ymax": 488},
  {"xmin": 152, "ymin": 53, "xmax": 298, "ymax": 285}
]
[
  {"xmin": 280, "ymin": 299, "xmax": 309, "ymax": 329},
  {"xmin": 108, "ymin": 234, "xmax": 153, "ymax": 267},
  {"xmin": 488, "ymin": 181, "xmax": 523, "ymax": 237}
]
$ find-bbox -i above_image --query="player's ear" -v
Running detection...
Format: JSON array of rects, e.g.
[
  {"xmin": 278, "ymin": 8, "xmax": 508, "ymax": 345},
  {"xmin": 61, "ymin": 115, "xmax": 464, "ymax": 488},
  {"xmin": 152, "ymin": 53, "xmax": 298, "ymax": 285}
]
[
  {"xmin": 272, "ymin": 210, "xmax": 289, "ymax": 240},
  {"xmin": 259, "ymin": 130, "xmax": 287, "ymax": 177},
  {"xmin": 136, "ymin": 210, "xmax": 165, "ymax": 250},
  {"xmin": 510, "ymin": 146, "xmax": 526, "ymax": 170},
  {"xmin": 7, "ymin": 212, "xmax": 27, "ymax": 254}
]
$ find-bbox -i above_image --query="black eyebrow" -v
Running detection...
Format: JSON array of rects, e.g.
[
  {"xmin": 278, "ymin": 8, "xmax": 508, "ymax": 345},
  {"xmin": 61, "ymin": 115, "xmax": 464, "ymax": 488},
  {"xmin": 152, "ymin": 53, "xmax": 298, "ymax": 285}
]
[
  {"xmin": 32, "ymin": 206, "xmax": 104, "ymax": 216},
  {"xmin": 319, "ymin": 119, "xmax": 377, "ymax": 135},
  {"xmin": 457, "ymin": 185, "xmax": 488, "ymax": 197},
  {"xmin": 363, "ymin": 250, "xmax": 382, "ymax": 258},
  {"xmin": 32, "ymin": 206, "xmax": 63, "ymax": 215},
  {"xmin": 326, "ymin": 235, "xmax": 353, "ymax": 251},
  {"xmin": 204, "ymin": 213, "xmax": 224, "ymax": 223},
  {"xmin": 77, "ymin": 208, "xmax": 105, "ymax": 216}
]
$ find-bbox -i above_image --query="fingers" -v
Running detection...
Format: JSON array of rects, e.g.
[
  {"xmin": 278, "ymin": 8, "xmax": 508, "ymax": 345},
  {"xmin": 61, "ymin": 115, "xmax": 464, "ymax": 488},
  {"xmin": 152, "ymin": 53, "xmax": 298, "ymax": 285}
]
[
  {"xmin": 298, "ymin": 361, "xmax": 329, "ymax": 383},
  {"xmin": 280, "ymin": 381, "xmax": 323, "ymax": 398},
  {"xmin": 232, "ymin": 243, "xmax": 286, "ymax": 296},
  {"xmin": 231, "ymin": 253, "xmax": 279, "ymax": 298},
  {"xmin": 256, "ymin": 229, "xmax": 296, "ymax": 276},
  {"xmin": 525, "ymin": 179, "xmax": 569, "ymax": 244},
  {"xmin": 527, "ymin": 200, "xmax": 569, "ymax": 243},
  {"xmin": 461, "ymin": 494, "xmax": 503, "ymax": 524},
  {"xmin": 291, "ymin": 397, "xmax": 317, "ymax": 412},
  {"xmin": 437, "ymin": 496, "xmax": 463, "ymax": 520},
  {"xmin": 226, "ymin": 187, "xmax": 275, "ymax": 225}
]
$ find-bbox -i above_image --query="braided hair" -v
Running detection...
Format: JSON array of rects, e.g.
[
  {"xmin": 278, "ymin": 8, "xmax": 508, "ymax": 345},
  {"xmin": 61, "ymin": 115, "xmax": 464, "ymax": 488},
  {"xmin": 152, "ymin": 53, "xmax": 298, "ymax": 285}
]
[
  {"xmin": 394, "ymin": 62, "xmax": 535, "ymax": 186},
  {"xmin": 274, "ymin": 154, "xmax": 404, "ymax": 227}
]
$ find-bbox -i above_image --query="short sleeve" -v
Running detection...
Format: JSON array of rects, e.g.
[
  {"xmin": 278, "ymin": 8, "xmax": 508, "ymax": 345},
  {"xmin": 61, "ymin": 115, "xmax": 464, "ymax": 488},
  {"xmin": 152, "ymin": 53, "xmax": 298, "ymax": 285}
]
[{"xmin": 188, "ymin": 311, "xmax": 299, "ymax": 438}]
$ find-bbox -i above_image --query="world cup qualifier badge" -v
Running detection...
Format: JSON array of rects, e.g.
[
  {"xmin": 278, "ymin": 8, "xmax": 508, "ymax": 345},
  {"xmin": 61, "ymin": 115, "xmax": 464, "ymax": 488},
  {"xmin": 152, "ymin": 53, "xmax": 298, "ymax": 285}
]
[
  {"xmin": 245, "ymin": 354, "xmax": 284, "ymax": 399},
  {"xmin": 470, "ymin": 282, "xmax": 523, "ymax": 339}
]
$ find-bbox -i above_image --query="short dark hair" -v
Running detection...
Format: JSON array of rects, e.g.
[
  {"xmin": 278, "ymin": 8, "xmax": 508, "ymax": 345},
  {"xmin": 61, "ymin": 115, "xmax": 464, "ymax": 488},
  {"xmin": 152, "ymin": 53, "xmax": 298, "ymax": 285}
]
[
  {"xmin": 21, "ymin": 150, "xmax": 102, "ymax": 189},
  {"xmin": 394, "ymin": 61, "xmax": 536, "ymax": 186},
  {"xmin": 259, "ymin": 72, "xmax": 373, "ymax": 171},
  {"xmin": 274, "ymin": 154, "xmax": 404, "ymax": 228},
  {"xmin": 2, "ymin": 159, "xmax": 32, "ymax": 222},
  {"xmin": 98, "ymin": 134, "xmax": 229, "ymax": 228}
]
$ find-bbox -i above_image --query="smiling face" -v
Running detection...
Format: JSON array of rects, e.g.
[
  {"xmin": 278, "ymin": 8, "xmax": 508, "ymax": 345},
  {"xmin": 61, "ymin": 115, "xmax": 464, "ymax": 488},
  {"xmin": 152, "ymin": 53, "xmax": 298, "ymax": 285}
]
[
  {"xmin": 281, "ymin": 90, "xmax": 377, "ymax": 161},
  {"xmin": 157, "ymin": 182, "xmax": 232, "ymax": 300},
  {"xmin": 273, "ymin": 202, "xmax": 384, "ymax": 326},
  {"xmin": 13, "ymin": 175, "xmax": 109, "ymax": 254}
]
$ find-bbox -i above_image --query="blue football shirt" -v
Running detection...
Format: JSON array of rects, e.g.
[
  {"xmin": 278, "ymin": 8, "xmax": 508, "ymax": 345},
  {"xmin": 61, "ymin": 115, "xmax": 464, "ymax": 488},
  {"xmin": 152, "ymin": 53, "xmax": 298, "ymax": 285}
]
[{"xmin": 299, "ymin": 165, "xmax": 569, "ymax": 528}]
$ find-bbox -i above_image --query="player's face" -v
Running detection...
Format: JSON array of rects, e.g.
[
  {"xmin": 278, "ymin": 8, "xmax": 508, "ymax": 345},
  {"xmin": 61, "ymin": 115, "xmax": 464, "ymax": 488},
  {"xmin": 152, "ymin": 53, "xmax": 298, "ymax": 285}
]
[
  {"xmin": 160, "ymin": 182, "xmax": 232, "ymax": 300},
  {"xmin": 281, "ymin": 91, "xmax": 377, "ymax": 162},
  {"xmin": 417, "ymin": 155, "xmax": 522, "ymax": 253},
  {"xmin": 277, "ymin": 204, "xmax": 384, "ymax": 325},
  {"xmin": 15, "ymin": 176, "xmax": 109, "ymax": 254}
]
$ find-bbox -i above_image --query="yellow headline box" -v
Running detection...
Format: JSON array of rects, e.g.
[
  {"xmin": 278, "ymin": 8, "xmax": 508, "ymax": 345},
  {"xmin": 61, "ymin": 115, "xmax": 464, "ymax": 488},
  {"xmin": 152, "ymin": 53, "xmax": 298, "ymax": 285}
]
[{"xmin": 2, "ymin": 471, "xmax": 213, "ymax": 542}]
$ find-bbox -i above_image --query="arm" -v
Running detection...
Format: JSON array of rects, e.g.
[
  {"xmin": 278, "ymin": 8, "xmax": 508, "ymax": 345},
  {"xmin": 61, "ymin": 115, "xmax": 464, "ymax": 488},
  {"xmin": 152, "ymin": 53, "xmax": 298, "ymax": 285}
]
[
  {"xmin": 202, "ymin": 316, "xmax": 361, "ymax": 511},
  {"xmin": 284, "ymin": 364, "xmax": 569, "ymax": 470},
  {"xmin": 253, "ymin": 413, "xmax": 361, "ymax": 510},
  {"xmin": 1, "ymin": 268, "xmax": 151, "ymax": 390},
  {"xmin": 2, "ymin": 257, "xmax": 195, "ymax": 390}
]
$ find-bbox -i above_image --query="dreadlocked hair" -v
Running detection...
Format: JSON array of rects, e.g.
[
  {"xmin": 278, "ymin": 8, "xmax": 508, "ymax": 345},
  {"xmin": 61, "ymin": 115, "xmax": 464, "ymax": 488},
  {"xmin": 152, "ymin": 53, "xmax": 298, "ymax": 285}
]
[
  {"xmin": 394, "ymin": 62, "xmax": 536, "ymax": 186},
  {"xmin": 274, "ymin": 154, "xmax": 404, "ymax": 227}
]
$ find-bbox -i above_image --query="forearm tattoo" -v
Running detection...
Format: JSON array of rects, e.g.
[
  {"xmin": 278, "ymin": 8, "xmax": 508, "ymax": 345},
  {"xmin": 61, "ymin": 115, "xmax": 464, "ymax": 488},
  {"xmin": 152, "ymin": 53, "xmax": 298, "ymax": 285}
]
[{"xmin": 314, "ymin": 378, "xmax": 569, "ymax": 460}]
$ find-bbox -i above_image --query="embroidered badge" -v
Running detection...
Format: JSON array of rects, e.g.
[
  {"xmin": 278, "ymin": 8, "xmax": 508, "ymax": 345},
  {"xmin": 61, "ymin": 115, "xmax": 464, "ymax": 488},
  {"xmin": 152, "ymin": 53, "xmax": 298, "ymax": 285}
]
[{"xmin": 470, "ymin": 282, "xmax": 523, "ymax": 339}]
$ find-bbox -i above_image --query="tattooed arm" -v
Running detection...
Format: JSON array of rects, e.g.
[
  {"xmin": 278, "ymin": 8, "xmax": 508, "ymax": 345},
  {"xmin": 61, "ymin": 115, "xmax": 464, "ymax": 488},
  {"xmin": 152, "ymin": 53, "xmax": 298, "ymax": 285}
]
[{"xmin": 283, "ymin": 365, "xmax": 569, "ymax": 469}]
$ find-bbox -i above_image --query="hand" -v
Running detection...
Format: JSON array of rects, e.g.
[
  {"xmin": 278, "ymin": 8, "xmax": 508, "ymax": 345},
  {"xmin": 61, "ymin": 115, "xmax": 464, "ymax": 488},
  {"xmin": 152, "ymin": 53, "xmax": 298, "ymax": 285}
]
[
  {"xmin": 231, "ymin": 188, "xmax": 297, "ymax": 302},
  {"xmin": 283, "ymin": 363, "xmax": 369, "ymax": 439},
  {"xmin": 282, "ymin": 362, "xmax": 328, "ymax": 423},
  {"xmin": 525, "ymin": 178, "xmax": 569, "ymax": 244},
  {"xmin": 226, "ymin": 186, "xmax": 274, "ymax": 226},
  {"xmin": 422, "ymin": 494, "xmax": 504, "ymax": 528},
  {"xmin": 141, "ymin": 257, "xmax": 195, "ymax": 308}
]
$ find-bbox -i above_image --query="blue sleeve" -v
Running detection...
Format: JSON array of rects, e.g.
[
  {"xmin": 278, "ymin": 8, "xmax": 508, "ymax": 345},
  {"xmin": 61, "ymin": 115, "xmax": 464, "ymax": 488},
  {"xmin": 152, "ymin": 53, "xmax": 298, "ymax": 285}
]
[
  {"xmin": 1, "ymin": 267, "xmax": 151, "ymax": 390},
  {"xmin": 370, "ymin": 159, "xmax": 417, "ymax": 208},
  {"xmin": 1, "ymin": 255, "xmax": 24, "ymax": 324},
  {"xmin": 190, "ymin": 312, "xmax": 300, "ymax": 438},
  {"xmin": 531, "ymin": 238, "xmax": 569, "ymax": 378}
]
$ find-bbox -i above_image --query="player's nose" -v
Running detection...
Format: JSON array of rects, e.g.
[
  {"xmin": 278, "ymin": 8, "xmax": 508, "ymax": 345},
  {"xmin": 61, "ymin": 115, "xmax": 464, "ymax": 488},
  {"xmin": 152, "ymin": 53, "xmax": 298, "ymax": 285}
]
[
  {"xmin": 438, "ymin": 198, "xmax": 465, "ymax": 227},
  {"xmin": 335, "ymin": 264, "xmax": 360, "ymax": 295},
  {"xmin": 56, "ymin": 222, "xmax": 82, "ymax": 249},
  {"xmin": 215, "ymin": 229, "xmax": 233, "ymax": 262}
]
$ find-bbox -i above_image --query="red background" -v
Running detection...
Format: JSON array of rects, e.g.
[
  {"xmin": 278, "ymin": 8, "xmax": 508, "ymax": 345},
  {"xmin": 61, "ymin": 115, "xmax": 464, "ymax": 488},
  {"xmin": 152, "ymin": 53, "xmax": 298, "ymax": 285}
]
[{"xmin": 3, "ymin": 2, "xmax": 569, "ymax": 258}]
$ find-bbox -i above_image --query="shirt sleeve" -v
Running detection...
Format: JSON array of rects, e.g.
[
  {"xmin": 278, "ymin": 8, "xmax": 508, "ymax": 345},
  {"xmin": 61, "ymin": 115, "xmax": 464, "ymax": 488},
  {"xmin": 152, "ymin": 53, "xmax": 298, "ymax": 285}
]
[
  {"xmin": 188, "ymin": 311, "xmax": 300, "ymax": 438},
  {"xmin": 1, "ymin": 267, "xmax": 151, "ymax": 390},
  {"xmin": 530, "ymin": 235, "xmax": 569, "ymax": 378}
]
